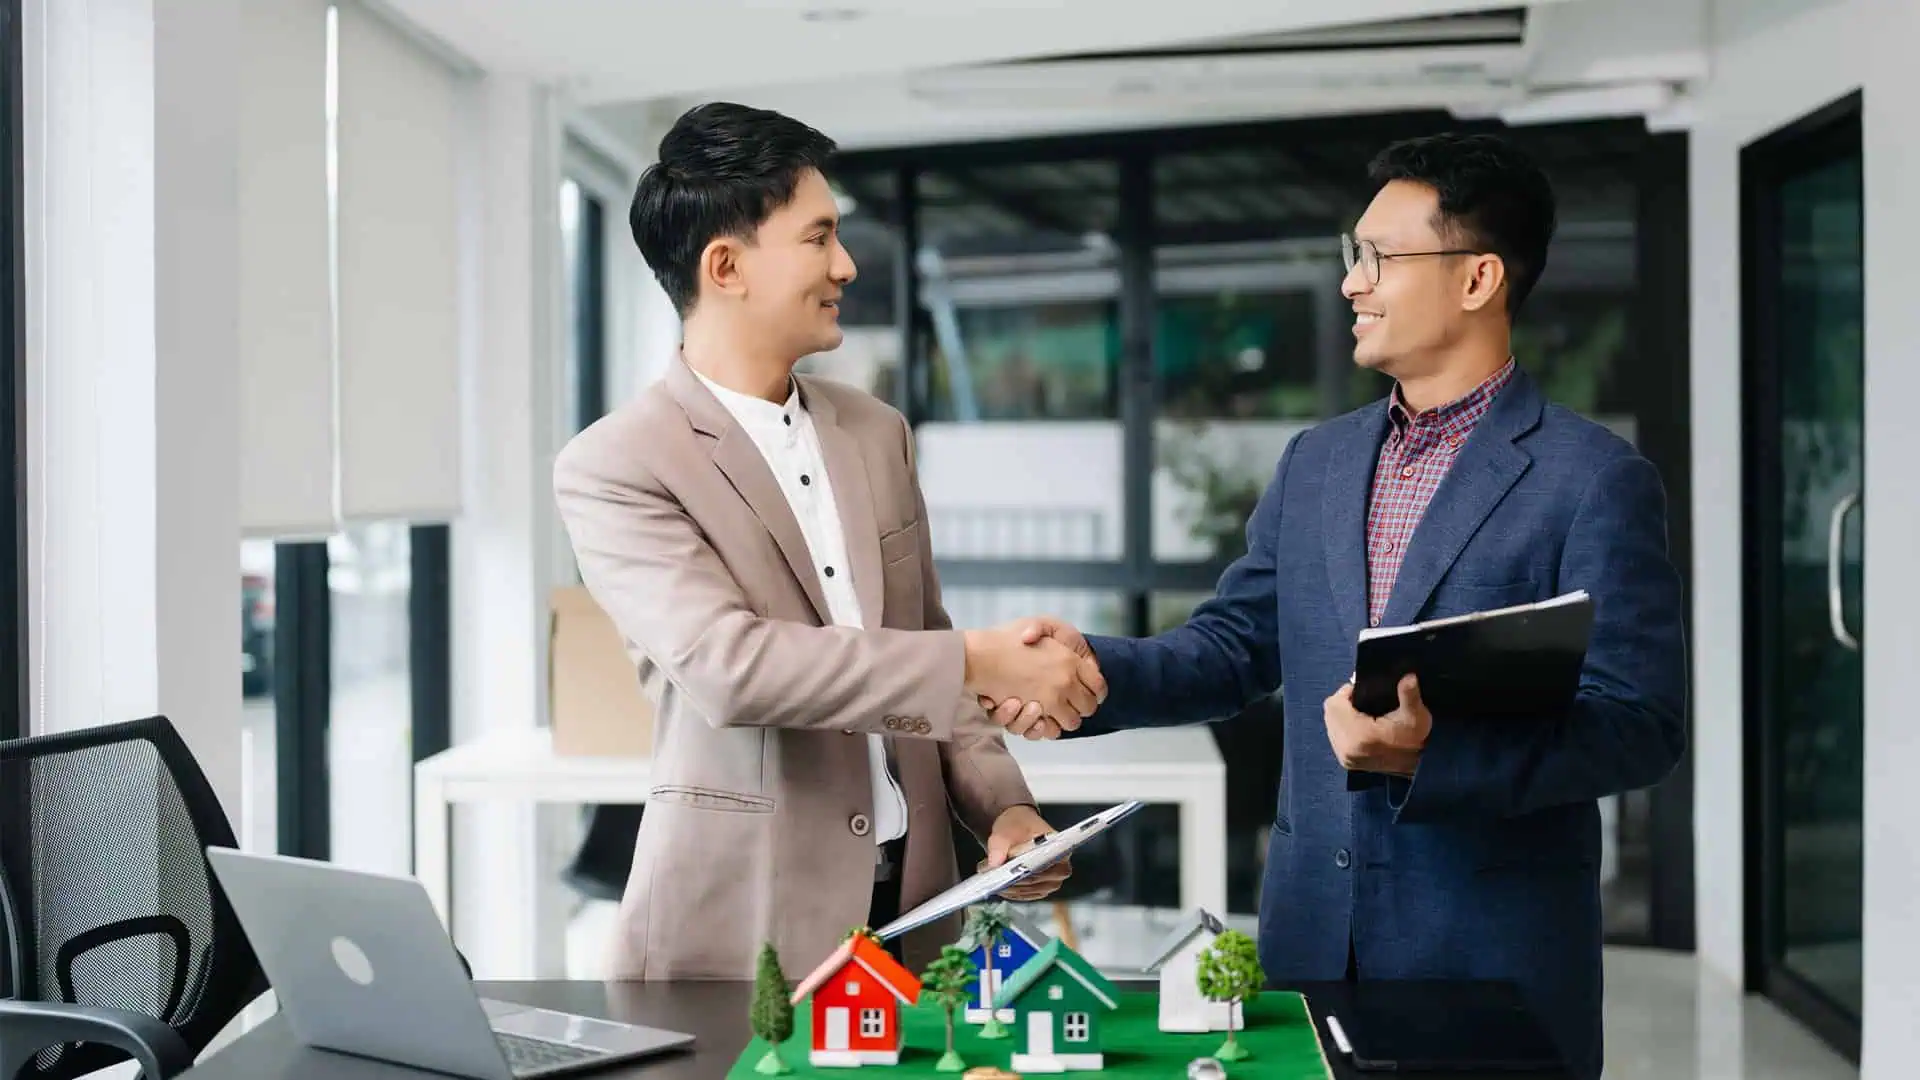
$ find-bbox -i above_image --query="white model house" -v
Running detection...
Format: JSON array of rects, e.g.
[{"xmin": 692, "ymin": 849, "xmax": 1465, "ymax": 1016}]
[{"xmin": 1143, "ymin": 908, "xmax": 1243, "ymax": 1033}]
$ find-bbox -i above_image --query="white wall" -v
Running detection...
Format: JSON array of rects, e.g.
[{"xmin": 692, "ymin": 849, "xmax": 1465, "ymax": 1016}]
[
  {"xmin": 23, "ymin": 0, "xmax": 244, "ymax": 818},
  {"xmin": 1689, "ymin": 0, "xmax": 1920, "ymax": 1073}
]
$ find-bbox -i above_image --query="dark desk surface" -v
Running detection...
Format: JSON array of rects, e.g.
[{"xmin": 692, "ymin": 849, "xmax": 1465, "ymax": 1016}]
[{"xmin": 185, "ymin": 978, "xmax": 1571, "ymax": 1080}]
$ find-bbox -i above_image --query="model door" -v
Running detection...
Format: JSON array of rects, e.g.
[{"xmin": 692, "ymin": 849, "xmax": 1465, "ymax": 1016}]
[
  {"xmin": 1027, "ymin": 1010, "xmax": 1054, "ymax": 1055},
  {"xmin": 825, "ymin": 1007, "xmax": 850, "ymax": 1051},
  {"xmin": 1743, "ymin": 90, "xmax": 1864, "ymax": 1063}
]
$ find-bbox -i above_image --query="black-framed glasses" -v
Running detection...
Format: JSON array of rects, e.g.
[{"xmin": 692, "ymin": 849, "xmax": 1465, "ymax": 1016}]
[{"xmin": 1340, "ymin": 233, "xmax": 1479, "ymax": 285}]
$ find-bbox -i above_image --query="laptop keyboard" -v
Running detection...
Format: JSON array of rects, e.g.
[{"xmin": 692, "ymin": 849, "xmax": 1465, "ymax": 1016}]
[{"xmin": 497, "ymin": 1031, "xmax": 603, "ymax": 1075}]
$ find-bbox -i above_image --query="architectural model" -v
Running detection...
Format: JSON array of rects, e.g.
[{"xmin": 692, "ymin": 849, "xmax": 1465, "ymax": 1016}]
[
  {"xmin": 1142, "ymin": 908, "xmax": 1242, "ymax": 1033},
  {"xmin": 788, "ymin": 930, "xmax": 923, "ymax": 1067},
  {"xmin": 991, "ymin": 938, "xmax": 1120, "ymax": 1073}
]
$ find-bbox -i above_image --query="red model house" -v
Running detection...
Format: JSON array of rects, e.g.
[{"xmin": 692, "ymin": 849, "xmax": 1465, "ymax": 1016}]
[{"xmin": 789, "ymin": 932, "xmax": 923, "ymax": 1067}]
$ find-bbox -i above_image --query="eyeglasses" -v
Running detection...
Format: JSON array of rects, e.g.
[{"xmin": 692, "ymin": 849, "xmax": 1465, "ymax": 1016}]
[{"xmin": 1340, "ymin": 233, "xmax": 1480, "ymax": 286}]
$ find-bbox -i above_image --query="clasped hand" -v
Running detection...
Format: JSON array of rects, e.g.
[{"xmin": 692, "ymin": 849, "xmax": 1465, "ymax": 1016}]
[{"xmin": 966, "ymin": 616, "xmax": 1098, "ymax": 741}]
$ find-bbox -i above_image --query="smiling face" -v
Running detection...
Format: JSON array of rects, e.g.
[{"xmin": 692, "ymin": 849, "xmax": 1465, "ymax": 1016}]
[
  {"xmin": 1341, "ymin": 178, "xmax": 1504, "ymax": 382},
  {"xmin": 721, "ymin": 167, "xmax": 857, "ymax": 360}
]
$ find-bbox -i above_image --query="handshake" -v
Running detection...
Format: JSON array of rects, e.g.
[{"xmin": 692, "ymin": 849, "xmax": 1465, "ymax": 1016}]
[{"xmin": 960, "ymin": 616, "xmax": 1101, "ymax": 742}]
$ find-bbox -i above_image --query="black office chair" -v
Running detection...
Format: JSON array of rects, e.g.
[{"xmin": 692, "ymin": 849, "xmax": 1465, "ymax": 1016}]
[{"xmin": 0, "ymin": 716, "xmax": 267, "ymax": 1080}]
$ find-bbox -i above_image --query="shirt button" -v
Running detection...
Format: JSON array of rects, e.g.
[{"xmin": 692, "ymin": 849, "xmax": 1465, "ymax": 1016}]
[
  {"xmin": 783, "ymin": 415, "xmax": 792, "ymax": 426},
  {"xmin": 824, "ymin": 566, "xmax": 835, "ymax": 578},
  {"xmin": 850, "ymin": 814, "xmax": 871, "ymax": 837},
  {"xmin": 1383, "ymin": 540, "xmax": 1396, "ymax": 553},
  {"xmin": 800, "ymin": 474, "xmax": 811, "ymax": 486},
  {"xmin": 1369, "ymin": 616, "xmax": 1381, "ymax": 627},
  {"xmin": 1335, "ymin": 848, "xmax": 1352, "ymax": 870},
  {"xmin": 1401, "ymin": 465, "xmax": 1416, "ymax": 479}
]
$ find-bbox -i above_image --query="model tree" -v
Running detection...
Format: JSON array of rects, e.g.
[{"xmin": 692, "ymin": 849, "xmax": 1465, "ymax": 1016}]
[
  {"xmin": 1196, "ymin": 929, "xmax": 1264, "ymax": 1062},
  {"xmin": 750, "ymin": 941, "xmax": 795, "ymax": 1074},
  {"xmin": 921, "ymin": 944, "xmax": 978, "ymax": 1073},
  {"xmin": 961, "ymin": 904, "xmax": 1012, "ymax": 1039}
]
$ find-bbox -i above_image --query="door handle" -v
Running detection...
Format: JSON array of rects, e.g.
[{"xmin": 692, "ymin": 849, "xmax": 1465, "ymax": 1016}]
[{"xmin": 1827, "ymin": 490, "xmax": 1861, "ymax": 651}]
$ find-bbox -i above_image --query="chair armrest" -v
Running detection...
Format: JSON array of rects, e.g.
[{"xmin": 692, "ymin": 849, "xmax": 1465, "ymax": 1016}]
[{"xmin": 0, "ymin": 998, "xmax": 196, "ymax": 1080}]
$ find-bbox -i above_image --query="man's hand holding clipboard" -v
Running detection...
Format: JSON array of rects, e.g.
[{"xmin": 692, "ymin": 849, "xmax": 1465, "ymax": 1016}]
[
  {"xmin": 873, "ymin": 801, "xmax": 1145, "ymax": 941},
  {"xmin": 979, "ymin": 820, "xmax": 1073, "ymax": 902}
]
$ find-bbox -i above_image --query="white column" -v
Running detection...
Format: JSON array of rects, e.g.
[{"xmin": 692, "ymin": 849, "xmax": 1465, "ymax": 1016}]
[
  {"xmin": 23, "ymin": 0, "xmax": 243, "ymax": 819},
  {"xmin": 1859, "ymin": 1, "xmax": 1920, "ymax": 1073},
  {"xmin": 450, "ymin": 72, "xmax": 567, "ymax": 978}
]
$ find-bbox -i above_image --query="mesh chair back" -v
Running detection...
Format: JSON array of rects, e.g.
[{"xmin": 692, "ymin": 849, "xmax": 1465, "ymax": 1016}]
[{"xmin": 0, "ymin": 716, "xmax": 264, "ymax": 1080}]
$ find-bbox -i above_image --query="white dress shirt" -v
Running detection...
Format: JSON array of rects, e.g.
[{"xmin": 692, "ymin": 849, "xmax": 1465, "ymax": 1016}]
[{"xmin": 694, "ymin": 369, "xmax": 909, "ymax": 847}]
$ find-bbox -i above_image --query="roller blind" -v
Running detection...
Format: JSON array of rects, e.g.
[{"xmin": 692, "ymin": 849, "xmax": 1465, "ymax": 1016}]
[
  {"xmin": 334, "ymin": 2, "xmax": 462, "ymax": 523},
  {"xmin": 238, "ymin": 0, "xmax": 333, "ymax": 536}
]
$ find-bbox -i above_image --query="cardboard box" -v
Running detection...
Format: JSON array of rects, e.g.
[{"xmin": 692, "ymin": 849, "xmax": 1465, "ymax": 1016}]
[{"xmin": 549, "ymin": 586, "xmax": 655, "ymax": 757}]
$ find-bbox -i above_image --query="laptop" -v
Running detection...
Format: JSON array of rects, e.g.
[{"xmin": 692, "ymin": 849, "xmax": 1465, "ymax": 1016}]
[
  {"xmin": 206, "ymin": 847, "xmax": 694, "ymax": 1079},
  {"xmin": 1322, "ymin": 979, "xmax": 1564, "ymax": 1072}
]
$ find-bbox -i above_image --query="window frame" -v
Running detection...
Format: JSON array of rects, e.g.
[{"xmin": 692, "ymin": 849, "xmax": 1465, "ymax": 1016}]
[{"xmin": 2, "ymin": 0, "xmax": 26, "ymax": 744}]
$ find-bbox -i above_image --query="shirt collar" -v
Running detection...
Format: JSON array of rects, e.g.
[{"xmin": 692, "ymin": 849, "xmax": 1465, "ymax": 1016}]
[
  {"xmin": 1388, "ymin": 357, "xmax": 1516, "ymax": 436},
  {"xmin": 694, "ymin": 368, "xmax": 803, "ymax": 435}
]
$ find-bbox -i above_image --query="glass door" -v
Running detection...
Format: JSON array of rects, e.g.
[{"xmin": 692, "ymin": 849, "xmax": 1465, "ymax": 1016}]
[{"xmin": 1742, "ymin": 90, "xmax": 1864, "ymax": 1063}]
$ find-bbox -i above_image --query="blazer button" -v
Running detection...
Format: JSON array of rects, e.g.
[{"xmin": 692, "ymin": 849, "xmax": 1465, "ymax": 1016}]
[
  {"xmin": 1335, "ymin": 848, "xmax": 1352, "ymax": 870},
  {"xmin": 850, "ymin": 814, "xmax": 871, "ymax": 837},
  {"xmin": 915, "ymin": 719, "xmax": 931, "ymax": 734}
]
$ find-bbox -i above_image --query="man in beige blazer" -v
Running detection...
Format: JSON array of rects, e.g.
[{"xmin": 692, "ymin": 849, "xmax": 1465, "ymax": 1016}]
[{"xmin": 553, "ymin": 103, "xmax": 1105, "ymax": 982}]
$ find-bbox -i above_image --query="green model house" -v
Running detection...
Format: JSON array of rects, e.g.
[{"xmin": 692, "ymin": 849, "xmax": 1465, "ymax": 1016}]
[{"xmin": 991, "ymin": 938, "xmax": 1120, "ymax": 1072}]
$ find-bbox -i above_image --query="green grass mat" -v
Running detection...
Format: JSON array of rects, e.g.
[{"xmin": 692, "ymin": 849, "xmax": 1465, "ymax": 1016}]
[{"xmin": 727, "ymin": 990, "xmax": 1331, "ymax": 1078}]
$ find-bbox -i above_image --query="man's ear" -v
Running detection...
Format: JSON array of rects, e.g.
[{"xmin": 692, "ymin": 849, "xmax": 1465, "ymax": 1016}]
[
  {"xmin": 700, "ymin": 236, "xmax": 746, "ymax": 301},
  {"xmin": 1459, "ymin": 252, "xmax": 1507, "ymax": 314}
]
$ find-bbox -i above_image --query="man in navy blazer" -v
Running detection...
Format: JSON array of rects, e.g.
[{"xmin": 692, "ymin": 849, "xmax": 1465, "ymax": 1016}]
[{"xmin": 984, "ymin": 133, "xmax": 1687, "ymax": 1080}]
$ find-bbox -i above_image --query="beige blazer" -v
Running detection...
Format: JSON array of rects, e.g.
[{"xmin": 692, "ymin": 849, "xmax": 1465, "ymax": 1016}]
[{"xmin": 552, "ymin": 358, "xmax": 1034, "ymax": 981}]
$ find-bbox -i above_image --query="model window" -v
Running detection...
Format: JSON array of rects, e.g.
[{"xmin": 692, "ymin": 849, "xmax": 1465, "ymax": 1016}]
[
  {"xmin": 1065, "ymin": 1012, "xmax": 1090, "ymax": 1041},
  {"xmin": 844, "ymin": 979, "xmax": 859, "ymax": 995},
  {"xmin": 997, "ymin": 943, "xmax": 1013, "ymax": 958},
  {"xmin": 860, "ymin": 1008, "xmax": 886, "ymax": 1037}
]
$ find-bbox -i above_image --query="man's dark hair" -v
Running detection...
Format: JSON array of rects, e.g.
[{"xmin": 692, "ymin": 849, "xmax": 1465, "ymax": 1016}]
[
  {"xmin": 1365, "ymin": 132, "xmax": 1557, "ymax": 316},
  {"xmin": 629, "ymin": 102, "xmax": 838, "ymax": 316}
]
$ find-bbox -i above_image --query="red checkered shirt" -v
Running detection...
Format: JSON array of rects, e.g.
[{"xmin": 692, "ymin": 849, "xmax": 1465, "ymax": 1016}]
[{"xmin": 1365, "ymin": 360, "xmax": 1517, "ymax": 627}]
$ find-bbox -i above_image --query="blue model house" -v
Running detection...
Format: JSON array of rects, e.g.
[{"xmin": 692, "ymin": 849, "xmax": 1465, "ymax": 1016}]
[{"xmin": 964, "ymin": 909, "xmax": 1053, "ymax": 1022}]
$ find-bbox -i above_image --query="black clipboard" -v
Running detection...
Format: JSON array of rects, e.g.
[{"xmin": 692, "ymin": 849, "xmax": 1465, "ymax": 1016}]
[{"xmin": 1351, "ymin": 590, "xmax": 1593, "ymax": 720}]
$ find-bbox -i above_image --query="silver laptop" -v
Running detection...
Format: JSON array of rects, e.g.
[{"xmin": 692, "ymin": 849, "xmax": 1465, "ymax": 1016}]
[{"xmin": 206, "ymin": 848, "xmax": 694, "ymax": 1079}]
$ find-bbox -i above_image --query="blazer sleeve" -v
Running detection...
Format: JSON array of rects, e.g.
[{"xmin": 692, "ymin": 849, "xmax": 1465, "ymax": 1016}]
[
  {"xmin": 552, "ymin": 425, "xmax": 979, "ymax": 740},
  {"xmin": 894, "ymin": 414, "xmax": 1037, "ymax": 838},
  {"xmin": 1073, "ymin": 435, "xmax": 1295, "ymax": 734},
  {"xmin": 1389, "ymin": 453, "xmax": 1689, "ymax": 822}
]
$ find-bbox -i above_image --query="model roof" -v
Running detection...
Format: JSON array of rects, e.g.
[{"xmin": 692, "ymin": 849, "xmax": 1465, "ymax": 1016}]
[
  {"xmin": 1141, "ymin": 907, "xmax": 1230, "ymax": 973},
  {"xmin": 991, "ymin": 938, "xmax": 1119, "ymax": 1011},
  {"xmin": 789, "ymin": 932, "xmax": 922, "ymax": 1007}
]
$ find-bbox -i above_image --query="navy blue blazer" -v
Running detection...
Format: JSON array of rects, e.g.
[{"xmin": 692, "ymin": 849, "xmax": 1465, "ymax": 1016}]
[{"xmin": 1079, "ymin": 367, "xmax": 1687, "ymax": 1080}]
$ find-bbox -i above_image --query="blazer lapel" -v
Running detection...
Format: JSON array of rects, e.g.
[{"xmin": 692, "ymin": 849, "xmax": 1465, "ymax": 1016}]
[
  {"xmin": 803, "ymin": 383, "xmax": 886, "ymax": 629},
  {"xmin": 1323, "ymin": 402, "xmax": 1391, "ymax": 645},
  {"xmin": 669, "ymin": 361, "xmax": 832, "ymax": 624},
  {"xmin": 1377, "ymin": 370, "xmax": 1543, "ymax": 628}
]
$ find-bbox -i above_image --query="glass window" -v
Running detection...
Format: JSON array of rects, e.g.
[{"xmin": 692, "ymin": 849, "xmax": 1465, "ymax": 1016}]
[
  {"xmin": 917, "ymin": 160, "xmax": 1121, "ymax": 423},
  {"xmin": 327, "ymin": 522, "xmax": 413, "ymax": 875},
  {"xmin": 911, "ymin": 163, "xmax": 1126, "ymax": 564},
  {"xmin": 239, "ymin": 540, "xmax": 280, "ymax": 854},
  {"xmin": 1150, "ymin": 149, "xmax": 1353, "ymax": 562},
  {"xmin": 935, "ymin": 587, "xmax": 1128, "ymax": 638}
]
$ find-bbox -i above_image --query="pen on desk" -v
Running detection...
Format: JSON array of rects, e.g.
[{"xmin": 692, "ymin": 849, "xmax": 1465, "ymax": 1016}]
[{"xmin": 1326, "ymin": 1014, "xmax": 1353, "ymax": 1055}]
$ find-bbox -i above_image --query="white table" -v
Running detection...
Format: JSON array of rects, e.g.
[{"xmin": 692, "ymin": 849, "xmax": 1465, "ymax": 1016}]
[{"xmin": 413, "ymin": 725, "xmax": 1228, "ymax": 944}]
